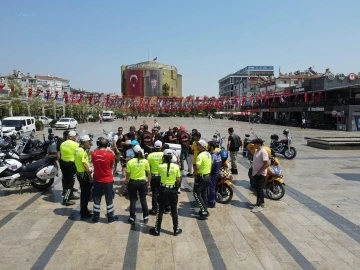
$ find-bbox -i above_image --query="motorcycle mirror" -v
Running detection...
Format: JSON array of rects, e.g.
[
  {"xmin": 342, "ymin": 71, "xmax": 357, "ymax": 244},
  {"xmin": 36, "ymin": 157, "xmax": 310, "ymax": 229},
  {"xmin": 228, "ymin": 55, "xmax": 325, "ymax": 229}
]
[{"xmin": 48, "ymin": 128, "xmax": 52, "ymax": 134}]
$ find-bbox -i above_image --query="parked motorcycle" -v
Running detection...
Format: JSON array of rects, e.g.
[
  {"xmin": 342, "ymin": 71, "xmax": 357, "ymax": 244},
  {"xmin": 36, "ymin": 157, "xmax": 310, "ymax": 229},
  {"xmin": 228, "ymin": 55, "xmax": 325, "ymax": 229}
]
[
  {"xmin": 247, "ymin": 145, "xmax": 285, "ymax": 200},
  {"xmin": 0, "ymin": 141, "xmax": 58, "ymax": 192},
  {"xmin": 215, "ymin": 174, "xmax": 233, "ymax": 204},
  {"xmin": 270, "ymin": 129, "xmax": 296, "ymax": 159},
  {"xmin": 242, "ymin": 133, "xmax": 252, "ymax": 157}
]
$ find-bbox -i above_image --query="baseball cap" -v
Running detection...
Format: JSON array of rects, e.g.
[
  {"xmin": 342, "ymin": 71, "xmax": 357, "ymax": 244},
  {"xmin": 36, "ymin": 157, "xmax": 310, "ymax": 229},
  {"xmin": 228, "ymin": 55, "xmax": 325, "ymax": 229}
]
[
  {"xmin": 163, "ymin": 149, "xmax": 173, "ymax": 156},
  {"xmin": 154, "ymin": 140, "xmax": 162, "ymax": 148},
  {"xmin": 68, "ymin": 131, "xmax": 77, "ymax": 137},
  {"xmin": 133, "ymin": 145, "xmax": 143, "ymax": 154},
  {"xmin": 198, "ymin": 140, "xmax": 207, "ymax": 148},
  {"xmin": 180, "ymin": 126, "xmax": 186, "ymax": 131},
  {"xmin": 80, "ymin": 135, "xmax": 90, "ymax": 142},
  {"xmin": 131, "ymin": 140, "xmax": 139, "ymax": 146}
]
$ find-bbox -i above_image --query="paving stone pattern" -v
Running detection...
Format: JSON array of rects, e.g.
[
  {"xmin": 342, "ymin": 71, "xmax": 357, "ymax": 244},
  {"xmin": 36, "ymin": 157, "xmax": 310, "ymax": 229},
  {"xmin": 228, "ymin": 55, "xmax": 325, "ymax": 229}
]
[{"xmin": 0, "ymin": 117, "xmax": 360, "ymax": 270}]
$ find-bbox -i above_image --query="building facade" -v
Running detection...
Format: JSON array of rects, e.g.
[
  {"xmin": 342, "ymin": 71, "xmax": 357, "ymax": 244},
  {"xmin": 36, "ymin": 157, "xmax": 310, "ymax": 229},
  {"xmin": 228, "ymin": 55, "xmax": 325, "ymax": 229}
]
[
  {"xmin": 121, "ymin": 61, "xmax": 182, "ymax": 97},
  {"xmin": 219, "ymin": 66, "xmax": 274, "ymax": 97}
]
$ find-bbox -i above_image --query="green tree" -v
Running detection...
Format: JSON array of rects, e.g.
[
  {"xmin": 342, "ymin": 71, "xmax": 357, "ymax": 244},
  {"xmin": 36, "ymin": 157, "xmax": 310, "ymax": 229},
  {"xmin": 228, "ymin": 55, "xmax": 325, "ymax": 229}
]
[
  {"xmin": 7, "ymin": 80, "xmax": 23, "ymax": 98},
  {"xmin": 29, "ymin": 98, "xmax": 43, "ymax": 116}
]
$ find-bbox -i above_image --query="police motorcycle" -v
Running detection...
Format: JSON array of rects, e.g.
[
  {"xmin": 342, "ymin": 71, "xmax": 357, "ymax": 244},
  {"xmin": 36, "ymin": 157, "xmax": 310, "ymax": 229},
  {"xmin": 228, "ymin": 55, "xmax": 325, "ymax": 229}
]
[
  {"xmin": 215, "ymin": 149, "xmax": 234, "ymax": 204},
  {"xmin": 242, "ymin": 133, "xmax": 252, "ymax": 157},
  {"xmin": 212, "ymin": 130, "xmax": 226, "ymax": 148},
  {"xmin": 0, "ymin": 129, "xmax": 58, "ymax": 192},
  {"xmin": 270, "ymin": 129, "xmax": 296, "ymax": 160}
]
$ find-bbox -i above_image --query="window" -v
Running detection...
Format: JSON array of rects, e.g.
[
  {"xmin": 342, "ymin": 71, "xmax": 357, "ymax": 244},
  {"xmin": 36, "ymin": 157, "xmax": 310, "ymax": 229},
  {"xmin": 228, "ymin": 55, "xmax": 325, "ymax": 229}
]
[
  {"xmin": 31, "ymin": 119, "xmax": 34, "ymax": 124},
  {"xmin": 292, "ymin": 80, "xmax": 298, "ymax": 84},
  {"xmin": 22, "ymin": 120, "xmax": 26, "ymax": 126},
  {"xmin": 26, "ymin": 119, "xmax": 31, "ymax": 125}
]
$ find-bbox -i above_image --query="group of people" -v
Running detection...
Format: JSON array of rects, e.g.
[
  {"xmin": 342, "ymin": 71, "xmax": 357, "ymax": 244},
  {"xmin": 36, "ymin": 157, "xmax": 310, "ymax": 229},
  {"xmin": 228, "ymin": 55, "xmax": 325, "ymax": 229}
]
[{"xmin": 56, "ymin": 120, "xmax": 269, "ymax": 236}]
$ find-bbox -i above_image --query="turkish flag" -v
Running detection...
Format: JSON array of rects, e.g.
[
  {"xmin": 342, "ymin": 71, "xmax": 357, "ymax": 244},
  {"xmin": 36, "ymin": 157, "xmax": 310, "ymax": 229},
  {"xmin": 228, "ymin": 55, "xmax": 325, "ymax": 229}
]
[
  {"xmin": 0, "ymin": 84, "xmax": 5, "ymax": 90},
  {"xmin": 304, "ymin": 92, "xmax": 308, "ymax": 103},
  {"xmin": 127, "ymin": 70, "xmax": 143, "ymax": 96},
  {"xmin": 28, "ymin": 88, "xmax": 33, "ymax": 98}
]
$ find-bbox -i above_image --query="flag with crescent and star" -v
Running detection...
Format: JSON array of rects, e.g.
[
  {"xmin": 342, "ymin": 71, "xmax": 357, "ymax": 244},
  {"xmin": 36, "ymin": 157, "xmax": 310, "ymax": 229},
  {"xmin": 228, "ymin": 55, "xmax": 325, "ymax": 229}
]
[{"xmin": 127, "ymin": 69, "xmax": 143, "ymax": 96}]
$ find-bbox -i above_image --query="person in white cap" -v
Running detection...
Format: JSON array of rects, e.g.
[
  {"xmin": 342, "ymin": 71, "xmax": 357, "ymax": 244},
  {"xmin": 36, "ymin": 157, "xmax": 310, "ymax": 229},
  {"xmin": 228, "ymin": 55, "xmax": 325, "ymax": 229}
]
[
  {"xmin": 126, "ymin": 145, "xmax": 151, "ymax": 225},
  {"xmin": 149, "ymin": 149, "xmax": 182, "ymax": 236},
  {"xmin": 60, "ymin": 130, "xmax": 80, "ymax": 206},
  {"xmin": 74, "ymin": 135, "xmax": 93, "ymax": 219},
  {"xmin": 193, "ymin": 140, "xmax": 212, "ymax": 220},
  {"xmin": 147, "ymin": 140, "xmax": 164, "ymax": 215}
]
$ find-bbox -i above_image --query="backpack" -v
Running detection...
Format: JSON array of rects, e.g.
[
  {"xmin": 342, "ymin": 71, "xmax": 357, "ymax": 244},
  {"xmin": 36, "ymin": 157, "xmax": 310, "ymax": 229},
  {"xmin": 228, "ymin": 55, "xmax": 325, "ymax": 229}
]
[
  {"xmin": 142, "ymin": 132, "xmax": 153, "ymax": 146},
  {"xmin": 180, "ymin": 132, "xmax": 190, "ymax": 147},
  {"xmin": 230, "ymin": 134, "xmax": 242, "ymax": 150}
]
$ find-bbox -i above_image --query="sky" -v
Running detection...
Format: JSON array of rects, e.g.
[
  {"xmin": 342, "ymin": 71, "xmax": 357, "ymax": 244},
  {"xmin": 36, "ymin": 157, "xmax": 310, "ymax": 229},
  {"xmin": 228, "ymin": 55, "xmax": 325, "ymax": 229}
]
[{"xmin": 1, "ymin": 0, "xmax": 360, "ymax": 97}]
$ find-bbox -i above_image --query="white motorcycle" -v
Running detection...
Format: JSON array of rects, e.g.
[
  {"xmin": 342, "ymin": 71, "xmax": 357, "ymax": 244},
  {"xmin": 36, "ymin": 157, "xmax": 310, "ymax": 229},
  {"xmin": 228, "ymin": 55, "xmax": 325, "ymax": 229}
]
[
  {"xmin": 0, "ymin": 144, "xmax": 58, "ymax": 192},
  {"xmin": 213, "ymin": 130, "xmax": 226, "ymax": 148}
]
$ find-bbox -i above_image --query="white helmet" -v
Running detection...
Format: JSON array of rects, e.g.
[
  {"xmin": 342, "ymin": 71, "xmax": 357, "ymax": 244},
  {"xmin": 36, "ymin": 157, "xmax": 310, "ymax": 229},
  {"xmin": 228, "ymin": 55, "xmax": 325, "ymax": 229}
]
[{"xmin": 80, "ymin": 135, "xmax": 91, "ymax": 142}]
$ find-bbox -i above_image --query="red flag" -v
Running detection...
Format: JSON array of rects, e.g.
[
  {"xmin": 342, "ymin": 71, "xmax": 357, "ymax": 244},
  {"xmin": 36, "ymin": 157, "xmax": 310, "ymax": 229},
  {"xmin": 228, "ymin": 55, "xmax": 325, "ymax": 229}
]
[
  {"xmin": 54, "ymin": 90, "xmax": 59, "ymax": 100},
  {"xmin": 139, "ymin": 96, "xmax": 144, "ymax": 108},
  {"xmin": 264, "ymin": 94, "xmax": 269, "ymax": 104},
  {"xmin": 311, "ymin": 92, "xmax": 315, "ymax": 103},
  {"xmin": 88, "ymin": 94, "xmax": 94, "ymax": 104},
  {"xmin": 46, "ymin": 89, "xmax": 50, "ymax": 100},
  {"xmin": 153, "ymin": 57, "xmax": 157, "ymax": 61},
  {"xmin": 64, "ymin": 92, "xmax": 69, "ymax": 104},
  {"xmin": 304, "ymin": 92, "xmax": 308, "ymax": 103},
  {"xmin": 36, "ymin": 89, "xmax": 42, "ymax": 96},
  {"xmin": 106, "ymin": 94, "xmax": 110, "ymax": 106},
  {"xmin": 77, "ymin": 92, "xmax": 84, "ymax": 104},
  {"xmin": 0, "ymin": 84, "xmax": 5, "ymax": 90},
  {"xmin": 294, "ymin": 93, "xmax": 299, "ymax": 101},
  {"xmin": 127, "ymin": 70, "xmax": 143, "ymax": 96},
  {"xmin": 317, "ymin": 91, "xmax": 322, "ymax": 103},
  {"xmin": 71, "ymin": 92, "xmax": 76, "ymax": 103}
]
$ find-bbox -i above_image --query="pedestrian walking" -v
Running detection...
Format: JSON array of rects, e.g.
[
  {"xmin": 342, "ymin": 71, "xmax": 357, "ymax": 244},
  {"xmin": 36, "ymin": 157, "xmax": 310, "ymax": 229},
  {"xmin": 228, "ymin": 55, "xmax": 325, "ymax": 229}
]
[
  {"xmin": 207, "ymin": 141, "xmax": 222, "ymax": 208},
  {"xmin": 154, "ymin": 119, "xmax": 160, "ymax": 130},
  {"xmin": 126, "ymin": 145, "xmax": 151, "ymax": 225},
  {"xmin": 251, "ymin": 138, "xmax": 270, "ymax": 213},
  {"xmin": 177, "ymin": 126, "xmax": 191, "ymax": 172},
  {"xmin": 301, "ymin": 118, "xmax": 306, "ymax": 129},
  {"xmin": 91, "ymin": 138, "xmax": 118, "ymax": 223},
  {"xmin": 193, "ymin": 140, "xmax": 212, "ymax": 220},
  {"xmin": 227, "ymin": 127, "xmax": 242, "ymax": 175},
  {"xmin": 60, "ymin": 131, "xmax": 80, "ymax": 206},
  {"xmin": 149, "ymin": 149, "xmax": 182, "ymax": 236},
  {"xmin": 147, "ymin": 141, "xmax": 164, "ymax": 215},
  {"xmin": 74, "ymin": 135, "xmax": 93, "ymax": 220}
]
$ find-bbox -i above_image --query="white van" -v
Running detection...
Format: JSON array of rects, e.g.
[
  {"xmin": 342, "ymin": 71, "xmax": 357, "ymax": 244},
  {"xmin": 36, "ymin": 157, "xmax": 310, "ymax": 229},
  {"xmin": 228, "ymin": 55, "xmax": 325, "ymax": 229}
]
[
  {"xmin": 102, "ymin": 111, "xmax": 114, "ymax": 121},
  {"xmin": 1, "ymin": 116, "xmax": 36, "ymax": 139}
]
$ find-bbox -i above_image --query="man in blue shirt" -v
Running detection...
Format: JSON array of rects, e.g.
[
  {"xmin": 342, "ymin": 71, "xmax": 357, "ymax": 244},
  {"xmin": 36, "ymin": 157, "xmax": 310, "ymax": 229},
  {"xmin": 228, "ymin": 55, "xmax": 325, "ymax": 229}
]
[{"xmin": 207, "ymin": 141, "xmax": 222, "ymax": 208}]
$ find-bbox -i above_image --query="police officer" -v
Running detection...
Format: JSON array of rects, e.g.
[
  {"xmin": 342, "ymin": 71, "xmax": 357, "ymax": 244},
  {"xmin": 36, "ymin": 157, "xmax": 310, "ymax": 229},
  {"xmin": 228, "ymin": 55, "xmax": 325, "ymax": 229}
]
[
  {"xmin": 149, "ymin": 149, "xmax": 182, "ymax": 236},
  {"xmin": 147, "ymin": 140, "xmax": 164, "ymax": 215},
  {"xmin": 126, "ymin": 145, "xmax": 151, "ymax": 225},
  {"xmin": 91, "ymin": 138, "xmax": 118, "ymax": 223},
  {"xmin": 74, "ymin": 135, "xmax": 93, "ymax": 219},
  {"xmin": 193, "ymin": 140, "xmax": 212, "ymax": 219},
  {"xmin": 60, "ymin": 130, "xmax": 80, "ymax": 206},
  {"xmin": 57, "ymin": 130, "xmax": 70, "ymax": 195},
  {"xmin": 207, "ymin": 141, "xmax": 222, "ymax": 208}
]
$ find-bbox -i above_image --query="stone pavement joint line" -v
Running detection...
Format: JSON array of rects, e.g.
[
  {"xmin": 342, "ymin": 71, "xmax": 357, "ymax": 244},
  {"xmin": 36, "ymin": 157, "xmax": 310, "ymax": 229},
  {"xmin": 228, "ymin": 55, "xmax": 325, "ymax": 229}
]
[
  {"xmin": 183, "ymin": 176, "xmax": 227, "ymax": 270},
  {"xmin": 0, "ymin": 177, "xmax": 61, "ymax": 229},
  {"xmin": 232, "ymin": 185, "xmax": 316, "ymax": 270},
  {"xmin": 30, "ymin": 205, "xmax": 80, "ymax": 270}
]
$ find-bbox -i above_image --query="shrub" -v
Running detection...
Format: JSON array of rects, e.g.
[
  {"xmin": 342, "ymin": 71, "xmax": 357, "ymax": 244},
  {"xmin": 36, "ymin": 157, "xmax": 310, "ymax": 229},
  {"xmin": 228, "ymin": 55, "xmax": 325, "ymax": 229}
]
[
  {"xmin": 35, "ymin": 120, "xmax": 44, "ymax": 131},
  {"xmin": 49, "ymin": 119, "xmax": 58, "ymax": 127}
]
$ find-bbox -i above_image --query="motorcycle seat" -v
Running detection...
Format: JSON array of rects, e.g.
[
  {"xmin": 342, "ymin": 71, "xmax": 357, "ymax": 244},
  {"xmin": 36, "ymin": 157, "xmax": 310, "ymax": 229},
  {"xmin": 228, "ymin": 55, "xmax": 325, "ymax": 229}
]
[
  {"xmin": 245, "ymin": 134, "xmax": 250, "ymax": 137},
  {"xmin": 19, "ymin": 158, "xmax": 49, "ymax": 172},
  {"xmin": 270, "ymin": 134, "xmax": 279, "ymax": 140}
]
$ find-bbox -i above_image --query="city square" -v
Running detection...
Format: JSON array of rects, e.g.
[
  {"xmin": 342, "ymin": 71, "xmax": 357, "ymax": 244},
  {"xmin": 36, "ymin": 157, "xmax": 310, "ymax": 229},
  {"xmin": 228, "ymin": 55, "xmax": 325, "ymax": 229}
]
[{"xmin": 0, "ymin": 117, "xmax": 359, "ymax": 270}]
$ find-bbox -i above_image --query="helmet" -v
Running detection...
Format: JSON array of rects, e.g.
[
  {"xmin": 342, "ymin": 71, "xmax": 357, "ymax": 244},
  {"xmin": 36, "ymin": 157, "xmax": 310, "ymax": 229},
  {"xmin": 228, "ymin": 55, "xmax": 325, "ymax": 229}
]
[
  {"xmin": 220, "ymin": 149, "xmax": 228, "ymax": 160},
  {"xmin": 96, "ymin": 136, "xmax": 104, "ymax": 147},
  {"xmin": 131, "ymin": 140, "xmax": 139, "ymax": 146},
  {"xmin": 80, "ymin": 135, "xmax": 91, "ymax": 142},
  {"xmin": 283, "ymin": 129, "xmax": 289, "ymax": 136}
]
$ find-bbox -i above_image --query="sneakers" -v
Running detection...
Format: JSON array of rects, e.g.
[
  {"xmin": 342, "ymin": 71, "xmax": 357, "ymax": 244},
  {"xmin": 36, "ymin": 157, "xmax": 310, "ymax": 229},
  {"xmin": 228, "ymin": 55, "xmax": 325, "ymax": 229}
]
[
  {"xmin": 143, "ymin": 216, "xmax": 149, "ymax": 224},
  {"xmin": 149, "ymin": 209, "xmax": 157, "ymax": 215},
  {"xmin": 92, "ymin": 216, "xmax": 99, "ymax": 223},
  {"xmin": 149, "ymin": 228, "xmax": 160, "ymax": 236},
  {"xmin": 186, "ymin": 173, "xmax": 193, "ymax": 177},
  {"xmin": 80, "ymin": 211, "xmax": 93, "ymax": 220},
  {"xmin": 128, "ymin": 217, "xmax": 135, "ymax": 225},
  {"xmin": 261, "ymin": 203, "xmax": 266, "ymax": 208},
  {"xmin": 73, "ymin": 188, "xmax": 79, "ymax": 192},
  {"xmin": 164, "ymin": 208, "xmax": 170, "ymax": 214},
  {"xmin": 198, "ymin": 211, "xmax": 210, "ymax": 220},
  {"xmin": 69, "ymin": 194, "xmax": 80, "ymax": 200},
  {"xmin": 177, "ymin": 188, "xmax": 181, "ymax": 194},
  {"xmin": 251, "ymin": 206, "xmax": 263, "ymax": 213},
  {"xmin": 174, "ymin": 228, "xmax": 183, "ymax": 236},
  {"xmin": 62, "ymin": 200, "xmax": 75, "ymax": 206},
  {"xmin": 231, "ymin": 168, "xmax": 238, "ymax": 175},
  {"xmin": 108, "ymin": 216, "xmax": 118, "ymax": 223}
]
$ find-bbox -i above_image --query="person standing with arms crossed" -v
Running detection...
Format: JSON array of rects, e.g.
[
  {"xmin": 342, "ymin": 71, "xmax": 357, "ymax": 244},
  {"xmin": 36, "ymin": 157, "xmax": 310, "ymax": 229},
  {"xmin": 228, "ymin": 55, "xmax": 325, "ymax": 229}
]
[
  {"xmin": 126, "ymin": 145, "xmax": 151, "ymax": 225},
  {"xmin": 91, "ymin": 138, "xmax": 118, "ymax": 223},
  {"xmin": 147, "ymin": 141, "xmax": 164, "ymax": 215},
  {"xmin": 193, "ymin": 140, "xmax": 212, "ymax": 220},
  {"xmin": 250, "ymin": 138, "xmax": 270, "ymax": 213},
  {"xmin": 149, "ymin": 149, "xmax": 182, "ymax": 236},
  {"xmin": 74, "ymin": 135, "xmax": 93, "ymax": 220},
  {"xmin": 60, "ymin": 131, "xmax": 80, "ymax": 206}
]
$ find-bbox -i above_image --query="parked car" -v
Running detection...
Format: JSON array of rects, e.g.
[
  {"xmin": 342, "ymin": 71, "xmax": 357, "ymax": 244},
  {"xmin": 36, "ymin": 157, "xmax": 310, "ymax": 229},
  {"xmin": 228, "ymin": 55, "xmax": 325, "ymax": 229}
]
[
  {"xmin": 35, "ymin": 116, "xmax": 53, "ymax": 125},
  {"xmin": 55, "ymin": 118, "xmax": 78, "ymax": 130},
  {"xmin": 1, "ymin": 116, "xmax": 36, "ymax": 139}
]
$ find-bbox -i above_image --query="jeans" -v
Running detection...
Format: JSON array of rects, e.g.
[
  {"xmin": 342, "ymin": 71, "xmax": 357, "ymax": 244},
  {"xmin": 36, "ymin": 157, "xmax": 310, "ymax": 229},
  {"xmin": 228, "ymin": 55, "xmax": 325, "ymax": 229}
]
[
  {"xmin": 193, "ymin": 174, "xmax": 210, "ymax": 212},
  {"xmin": 155, "ymin": 186, "xmax": 179, "ymax": 232},
  {"xmin": 76, "ymin": 172, "xmax": 92, "ymax": 215},
  {"xmin": 188, "ymin": 155, "xmax": 193, "ymax": 174},
  {"xmin": 180, "ymin": 147, "xmax": 189, "ymax": 171},
  {"xmin": 93, "ymin": 181, "xmax": 115, "ymax": 220},
  {"xmin": 60, "ymin": 160, "xmax": 76, "ymax": 202},
  {"xmin": 128, "ymin": 180, "xmax": 149, "ymax": 218},
  {"xmin": 254, "ymin": 174, "xmax": 265, "ymax": 206},
  {"xmin": 150, "ymin": 175, "xmax": 160, "ymax": 211},
  {"xmin": 208, "ymin": 174, "xmax": 218, "ymax": 208},
  {"xmin": 230, "ymin": 151, "xmax": 238, "ymax": 170}
]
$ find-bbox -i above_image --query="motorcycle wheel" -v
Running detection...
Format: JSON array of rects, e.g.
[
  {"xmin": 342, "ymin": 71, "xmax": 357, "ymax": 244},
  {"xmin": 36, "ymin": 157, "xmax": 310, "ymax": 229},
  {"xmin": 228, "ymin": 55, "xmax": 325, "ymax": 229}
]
[
  {"xmin": 266, "ymin": 181, "xmax": 285, "ymax": 200},
  {"xmin": 248, "ymin": 168, "xmax": 256, "ymax": 188},
  {"xmin": 283, "ymin": 147, "xmax": 297, "ymax": 159},
  {"xmin": 215, "ymin": 184, "xmax": 233, "ymax": 204},
  {"xmin": 31, "ymin": 178, "xmax": 54, "ymax": 190}
]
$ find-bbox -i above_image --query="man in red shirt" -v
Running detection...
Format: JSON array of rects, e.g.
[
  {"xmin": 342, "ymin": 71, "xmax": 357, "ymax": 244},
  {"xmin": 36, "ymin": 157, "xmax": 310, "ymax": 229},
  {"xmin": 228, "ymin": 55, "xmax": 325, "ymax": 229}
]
[{"xmin": 91, "ymin": 138, "xmax": 118, "ymax": 223}]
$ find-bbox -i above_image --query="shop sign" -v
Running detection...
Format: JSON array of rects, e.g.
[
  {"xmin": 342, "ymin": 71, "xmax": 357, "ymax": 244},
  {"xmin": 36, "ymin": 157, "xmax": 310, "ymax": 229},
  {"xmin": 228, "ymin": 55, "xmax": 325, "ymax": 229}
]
[
  {"xmin": 308, "ymin": 107, "xmax": 324, "ymax": 112},
  {"xmin": 332, "ymin": 111, "xmax": 345, "ymax": 117},
  {"xmin": 293, "ymin": 87, "xmax": 304, "ymax": 93}
]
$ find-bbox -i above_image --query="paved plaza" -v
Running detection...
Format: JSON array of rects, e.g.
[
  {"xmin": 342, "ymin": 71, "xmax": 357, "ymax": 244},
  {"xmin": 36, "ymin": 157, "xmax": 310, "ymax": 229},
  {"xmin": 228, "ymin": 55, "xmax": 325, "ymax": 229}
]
[{"xmin": 1, "ymin": 117, "xmax": 360, "ymax": 270}]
